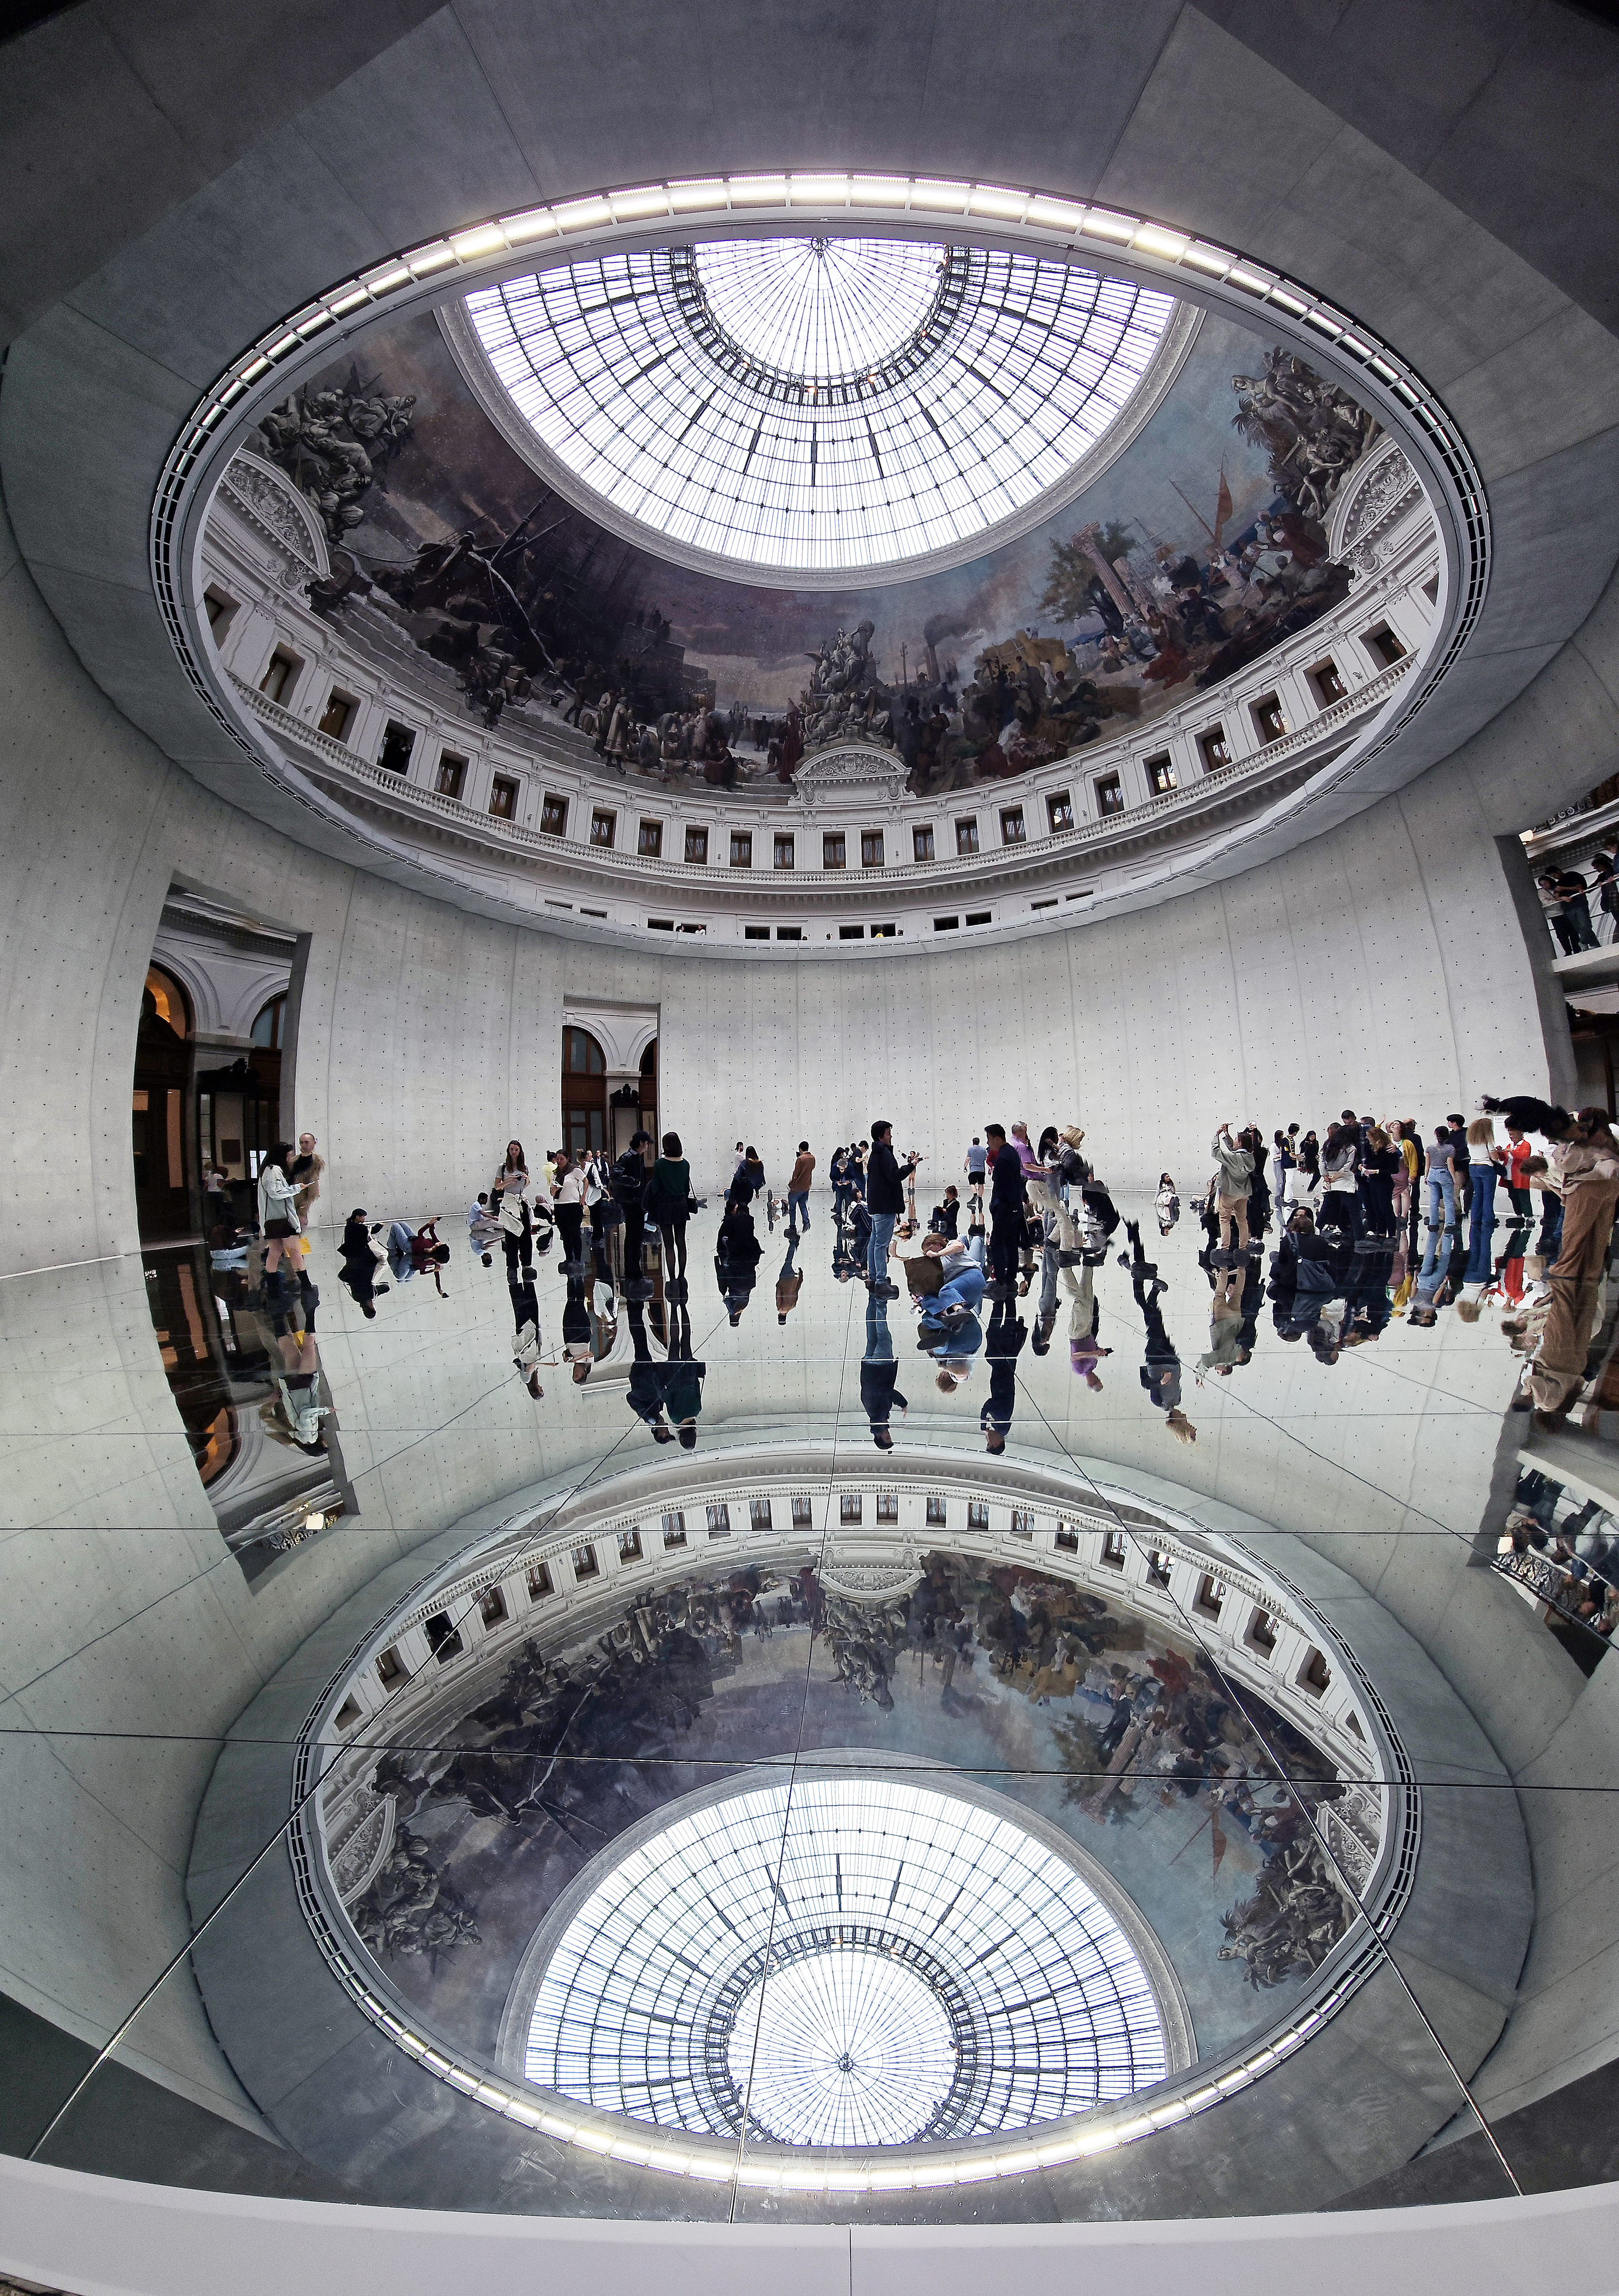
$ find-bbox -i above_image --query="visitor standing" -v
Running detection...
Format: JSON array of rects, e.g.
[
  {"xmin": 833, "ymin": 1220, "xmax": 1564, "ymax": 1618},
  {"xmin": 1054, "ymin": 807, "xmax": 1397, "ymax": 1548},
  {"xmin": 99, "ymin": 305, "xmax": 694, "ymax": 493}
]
[
  {"xmin": 786, "ymin": 1141, "xmax": 815, "ymax": 1234},
  {"xmin": 865, "ymin": 1122, "xmax": 920, "ymax": 1299}
]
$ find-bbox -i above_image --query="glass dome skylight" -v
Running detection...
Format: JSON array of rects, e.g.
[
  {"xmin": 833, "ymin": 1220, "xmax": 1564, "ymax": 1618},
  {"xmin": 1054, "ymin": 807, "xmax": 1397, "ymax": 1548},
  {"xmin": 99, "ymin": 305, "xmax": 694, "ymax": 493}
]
[
  {"xmin": 524, "ymin": 1774, "xmax": 1169, "ymax": 2148},
  {"xmin": 463, "ymin": 238, "xmax": 1175, "ymax": 577}
]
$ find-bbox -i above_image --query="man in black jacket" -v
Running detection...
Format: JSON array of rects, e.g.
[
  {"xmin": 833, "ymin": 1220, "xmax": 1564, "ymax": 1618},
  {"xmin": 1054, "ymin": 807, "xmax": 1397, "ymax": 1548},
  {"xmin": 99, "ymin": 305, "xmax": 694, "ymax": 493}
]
[
  {"xmin": 609, "ymin": 1130, "xmax": 654, "ymax": 1298},
  {"xmin": 983, "ymin": 1122, "xmax": 1026, "ymax": 1300},
  {"xmin": 865, "ymin": 1120, "xmax": 920, "ymax": 1299}
]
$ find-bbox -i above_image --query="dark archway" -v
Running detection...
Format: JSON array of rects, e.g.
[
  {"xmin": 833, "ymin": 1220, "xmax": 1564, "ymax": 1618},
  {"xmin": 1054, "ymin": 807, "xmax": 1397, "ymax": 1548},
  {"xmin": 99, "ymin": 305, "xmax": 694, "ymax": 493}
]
[{"xmin": 133, "ymin": 964, "xmax": 193, "ymax": 1239}]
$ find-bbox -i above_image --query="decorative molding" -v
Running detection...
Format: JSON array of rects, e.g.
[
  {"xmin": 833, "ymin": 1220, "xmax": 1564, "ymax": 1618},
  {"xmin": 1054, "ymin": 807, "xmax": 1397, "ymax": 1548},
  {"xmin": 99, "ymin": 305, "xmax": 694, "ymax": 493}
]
[
  {"xmin": 217, "ymin": 449, "xmax": 330, "ymax": 576},
  {"xmin": 1330, "ymin": 440, "xmax": 1423, "ymax": 577},
  {"xmin": 789, "ymin": 743, "xmax": 913, "ymax": 816}
]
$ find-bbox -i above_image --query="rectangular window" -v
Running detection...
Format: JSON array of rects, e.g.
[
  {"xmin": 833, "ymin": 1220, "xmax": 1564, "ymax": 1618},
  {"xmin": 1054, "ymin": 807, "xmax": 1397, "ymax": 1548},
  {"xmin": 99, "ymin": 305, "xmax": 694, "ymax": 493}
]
[
  {"xmin": 1145, "ymin": 751, "xmax": 1177, "ymax": 796},
  {"xmin": 1094, "ymin": 773, "xmax": 1124, "ymax": 816},
  {"xmin": 618, "ymin": 1528, "xmax": 642, "ymax": 1562},
  {"xmin": 377, "ymin": 719, "xmax": 415, "ymax": 774},
  {"xmin": 913, "ymin": 824, "xmax": 935, "ymax": 862},
  {"xmin": 685, "ymin": 825, "xmax": 708, "ymax": 864},
  {"xmin": 730, "ymin": 831, "xmax": 753, "ymax": 868},
  {"xmin": 840, "ymin": 1492, "xmax": 863, "ymax": 1525},
  {"xmin": 1046, "ymin": 790, "xmax": 1072, "ymax": 833},
  {"xmin": 869, "ymin": 922, "xmax": 896, "ymax": 938},
  {"xmin": 638, "ymin": 819, "xmax": 663, "ymax": 857},
  {"xmin": 590, "ymin": 808, "xmax": 616, "ymax": 847},
  {"xmin": 330, "ymin": 1693, "xmax": 362, "ymax": 1734},
  {"xmin": 1053, "ymin": 1526, "xmax": 1078, "ymax": 1553},
  {"xmin": 1423, "ymin": 573, "xmax": 1440, "ymax": 605},
  {"xmin": 572, "ymin": 1543, "xmax": 599, "ymax": 1580},
  {"xmin": 707, "ymin": 1501, "xmax": 731, "ymax": 1535},
  {"xmin": 955, "ymin": 817, "xmax": 979, "ymax": 856},
  {"xmin": 934, "ymin": 915, "xmax": 959, "ymax": 932},
  {"xmin": 661, "ymin": 1511, "xmax": 687, "ymax": 1548},
  {"xmin": 965, "ymin": 910, "xmax": 990, "ymax": 926},
  {"xmin": 750, "ymin": 1499, "xmax": 773, "ymax": 1530},
  {"xmin": 489, "ymin": 775, "xmax": 518, "ymax": 820},
  {"xmin": 1101, "ymin": 1529, "xmax": 1126, "ymax": 1568},
  {"xmin": 1246, "ymin": 1608, "xmax": 1278, "ymax": 1655},
  {"xmin": 375, "ymin": 1645, "xmax": 405, "ymax": 1688},
  {"xmin": 1298, "ymin": 1646, "xmax": 1333, "ymax": 1696},
  {"xmin": 1251, "ymin": 693, "xmax": 1288, "ymax": 744},
  {"xmin": 424, "ymin": 1612, "xmax": 463, "ymax": 1662},
  {"xmin": 926, "ymin": 1496, "xmax": 947, "ymax": 1526},
  {"xmin": 648, "ymin": 918, "xmax": 674, "ymax": 931},
  {"xmin": 319, "ymin": 691, "xmax": 355, "ymax": 741},
  {"xmin": 479, "ymin": 1585, "xmax": 507, "ymax": 1628},
  {"xmin": 435, "ymin": 753, "xmax": 466, "ymax": 799},
  {"xmin": 203, "ymin": 587, "xmax": 237, "ymax": 636},
  {"xmin": 823, "ymin": 832, "xmax": 846, "ymax": 869},
  {"xmin": 791, "ymin": 1495, "xmax": 812, "ymax": 1529},
  {"xmin": 967, "ymin": 1500, "xmax": 989, "ymax": 1531},
  {"xmin": 839, "ymin": 924, "xmax": 863, "ymax": 940},
  {"xmin": 1310, "ymin": 658, "xmax": 1347, "ymax": 705},
  {"xmin": 861, "ymin": 830, "xmax": 885, "ymax": 867},
  {"xmin": 259, "ymin": 646, "xmax": 301, "ymax": 705},
  {"xmin": 776, "ymin": 925, "xmax": 803, "ymax": 940},
  {"xmin": 1009, "ymin": 1507, "xmax": 1033, "ymax": 1535},
  {"xmin": 1196, "ymin": 726, "xmax": 1230, "ymax": 774},
  {"xmin": 1365, "ymin": 622, "xmax": 1407, "ymax": 668},
  {"xmin": 774, "ymin": 834, "xmax": 795, "ymax": 869},
  {"xmin": 1194, "ymin": 1573, "xmax": 1225, "ymax": 1620},
  {"xmin": 1000, "ymin": 805, "xmax": 1026, "ymax": 844},
  {"xmin": 744, "ymin": 925, "xmax": 770, "ymax": 940},
  {"xmin": 540, "ymin": 792, "xmax": 568, "ymax": 836},
  {"xmin": 876, "ymin": 1492, "xmax": 898, "ymax": 1523},
  {"xmin": 526, "ymin": 1561, "xmax": 552, "ymax": 1601}
]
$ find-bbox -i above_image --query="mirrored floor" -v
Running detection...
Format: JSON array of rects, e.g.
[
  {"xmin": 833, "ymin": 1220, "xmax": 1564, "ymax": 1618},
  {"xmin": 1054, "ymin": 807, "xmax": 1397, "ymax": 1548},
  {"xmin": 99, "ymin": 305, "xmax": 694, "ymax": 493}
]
[{"xmin": 5, "ymin": 1150, "xmax": 1619, "ymax": 2221}]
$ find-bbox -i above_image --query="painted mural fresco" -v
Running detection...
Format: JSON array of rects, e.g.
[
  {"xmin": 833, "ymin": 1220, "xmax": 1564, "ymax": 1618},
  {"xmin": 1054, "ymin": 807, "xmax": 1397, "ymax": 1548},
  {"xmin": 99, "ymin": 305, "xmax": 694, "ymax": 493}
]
[
  {"xmin": 259, "ymin": 294, "xmax": 1379, "ymax": 801},
  {"xmin": 340, "ymin": 1550, "xmax": 1358, "ymax": 2060}
]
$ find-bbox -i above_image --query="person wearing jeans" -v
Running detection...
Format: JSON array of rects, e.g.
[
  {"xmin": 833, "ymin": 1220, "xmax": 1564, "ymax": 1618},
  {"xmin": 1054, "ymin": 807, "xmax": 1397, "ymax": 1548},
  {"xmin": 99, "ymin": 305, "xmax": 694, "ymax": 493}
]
[
  {"xmin": 864, "ymin": 1121, "xmax": 919, "ymax": 1297},
  {"xmin": 1425, "ymin": 1126, "xmax": 1457, "ymax": 1240},
  {"xmin": 984, "ymin": 1123, "xmax": 1027, "ymax": 1297},
  {"xmin": 786, "ymin": 1140, "xmax": 815, "ymax": 1234}
]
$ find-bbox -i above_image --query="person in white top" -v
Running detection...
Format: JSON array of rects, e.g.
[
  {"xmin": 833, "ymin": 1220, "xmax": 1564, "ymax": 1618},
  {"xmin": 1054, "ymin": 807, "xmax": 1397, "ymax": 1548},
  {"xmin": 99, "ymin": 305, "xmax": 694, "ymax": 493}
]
[
  {"xmin": 552, "ymin": 1153, "xmax": 589, "ymax": 1274},
  {"xmin": 257, "ymin": 1142, "xmax": 301, "ymax": 1302}
]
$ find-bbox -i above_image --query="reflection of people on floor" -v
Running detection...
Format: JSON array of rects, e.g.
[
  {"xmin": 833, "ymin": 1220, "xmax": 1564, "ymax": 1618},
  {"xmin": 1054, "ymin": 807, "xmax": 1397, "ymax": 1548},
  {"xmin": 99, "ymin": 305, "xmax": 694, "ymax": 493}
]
[
  {"xmin": 776, "ymin": 1233, "xmax": 804, "ymax": 1325},
  {"xmin": 1122, "ymin": 1221, "xmax": 1195, "ymax": 1445},
  {"xmin": 715, "ymin": 1198, "xmax": 761, "ymax": 1324},
  {"xmin": 1067, "ymin": 1262, "xmax": 1111, "ymax": 1389},
  {"xmin": 663, "ymin": 1298, "xmax": 704, "ymax": 1448},
  {"xmin": 861, "ymin": 1294, "xmax": 906, "ymax": 1450},
  {"xmin": 339, "ymin": 1209, "xmax": 390, "ymax": 1317},
  {"xmin": 623, "ymin": 1298, "xmax": 671, "ymax": 1440},
  {"xmin": 561, "ymin": 1267, "xmax": 594, "ymax": 1384},
  {"xmin": 981, "ymin": 1294, "xmax": 1026, "ymax": 1452},
  {"xmin": 269, "ymin": 1327, "xmax": 327, "ymax": 1452}
]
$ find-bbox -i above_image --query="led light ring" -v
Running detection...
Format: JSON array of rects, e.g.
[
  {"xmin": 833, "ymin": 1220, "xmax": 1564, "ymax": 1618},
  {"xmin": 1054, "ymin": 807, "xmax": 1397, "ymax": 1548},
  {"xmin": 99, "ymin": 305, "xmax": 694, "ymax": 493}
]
[
  {"xmin": 281, "ymin": 1468, "xmax": 1421, "ymax": 2190},
  {"xmin": 152, "ymin": 171, "xmax": 1487, "ymax": 802}
]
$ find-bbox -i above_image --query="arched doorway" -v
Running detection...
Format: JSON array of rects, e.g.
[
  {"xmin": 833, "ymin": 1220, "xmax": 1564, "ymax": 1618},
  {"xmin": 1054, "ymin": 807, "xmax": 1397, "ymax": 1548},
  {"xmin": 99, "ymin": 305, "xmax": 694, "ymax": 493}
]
[
  {"xmin": 134, "ymin": 963, "xmax": 194, "ymax": 1238},
  {"xmin": 561, "ymin": 1025, "xmax": 607, "ymax": 1160}
]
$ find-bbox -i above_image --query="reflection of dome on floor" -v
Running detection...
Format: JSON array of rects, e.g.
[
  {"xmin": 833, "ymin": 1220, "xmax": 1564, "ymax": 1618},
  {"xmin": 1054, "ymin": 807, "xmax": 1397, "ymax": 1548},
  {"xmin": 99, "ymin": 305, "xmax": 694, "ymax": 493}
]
[
  {"xmin": 730, "ymin": 1948, "xmax": 958, "ymax": 2150},
  {"xmin": 524, "ymin": 1772, "xmax": 1172, "ymax": 2147}
]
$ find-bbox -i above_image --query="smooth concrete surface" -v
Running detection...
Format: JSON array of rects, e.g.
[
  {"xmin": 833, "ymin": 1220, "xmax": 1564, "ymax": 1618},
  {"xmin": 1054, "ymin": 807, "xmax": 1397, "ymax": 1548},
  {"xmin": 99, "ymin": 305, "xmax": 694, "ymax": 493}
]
[{"xmin": 5, "ymin": 2151, "xmax": 1619, "ymax": 2296}]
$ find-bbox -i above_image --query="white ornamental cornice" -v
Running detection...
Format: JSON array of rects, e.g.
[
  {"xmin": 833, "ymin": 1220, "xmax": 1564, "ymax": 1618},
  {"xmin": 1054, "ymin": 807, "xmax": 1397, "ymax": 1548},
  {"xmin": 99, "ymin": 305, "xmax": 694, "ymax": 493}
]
[
  {"xmin": 217, "ymin": 448, "xmax": 331, "ymax": 577},
  {"xmin": 1328, "ymin": 440, "xmax": 1427, "ymax": 576},
  {"xmin": 789, "ymin": 743, "xmax": 912, "ymax": 816}
]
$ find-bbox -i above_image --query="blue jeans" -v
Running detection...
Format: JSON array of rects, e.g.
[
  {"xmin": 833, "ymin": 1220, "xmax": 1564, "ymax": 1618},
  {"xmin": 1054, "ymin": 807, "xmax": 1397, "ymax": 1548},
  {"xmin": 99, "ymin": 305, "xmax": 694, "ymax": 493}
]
[
  {"xmin": 1464, "ymin": 1162, "xmax": 1498, "ymax": 1284},
  {"xmin": 867, "ymin": 1209, "xmax": 897, "ymax": 1284},
  {"xmin": 1426, "ymin": 1169, "xmax": 1456, "ymax": 1234},
  {"xmin": 938, "ymin": 1259, "xmax": 987, "ymax": 1314},
  {"xmin": 788, "ymin": 1189, "xmax": 810, "ymax": 1231}
]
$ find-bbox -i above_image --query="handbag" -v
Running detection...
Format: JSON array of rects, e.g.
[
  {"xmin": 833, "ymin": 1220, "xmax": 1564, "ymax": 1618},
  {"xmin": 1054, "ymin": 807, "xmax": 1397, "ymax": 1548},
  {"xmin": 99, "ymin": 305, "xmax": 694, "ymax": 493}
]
[{"xmin": 903, "ymin": 1255, "xmax": 943, "ymax": 1297}]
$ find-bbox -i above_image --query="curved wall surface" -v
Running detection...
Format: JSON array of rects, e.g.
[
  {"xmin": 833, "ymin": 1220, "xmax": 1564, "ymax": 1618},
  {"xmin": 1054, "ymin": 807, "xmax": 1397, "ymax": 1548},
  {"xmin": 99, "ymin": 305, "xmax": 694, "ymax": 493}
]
[{"xmin": 6, "ymin": 0, "xmax": 1619, "ymax": 2277}]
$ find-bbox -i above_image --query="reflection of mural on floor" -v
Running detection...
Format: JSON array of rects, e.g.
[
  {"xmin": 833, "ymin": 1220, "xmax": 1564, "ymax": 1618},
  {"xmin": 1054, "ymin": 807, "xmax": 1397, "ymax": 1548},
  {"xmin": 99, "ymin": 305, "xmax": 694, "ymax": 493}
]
[
  {"xmin": 342, "ymin": 1551, "xmax": 1356, "ymax": 2051},
  {"xmin": 261, "ymin": 311, "xmax": 1376, "ymax": 796}
]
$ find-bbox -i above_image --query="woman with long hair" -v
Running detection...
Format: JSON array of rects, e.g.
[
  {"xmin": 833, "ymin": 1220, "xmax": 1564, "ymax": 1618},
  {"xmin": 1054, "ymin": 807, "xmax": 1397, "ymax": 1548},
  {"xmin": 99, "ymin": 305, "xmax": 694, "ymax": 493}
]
[{"xmin": 648, "ymin": 1130, "xmax": 693, "ymax": 1284}]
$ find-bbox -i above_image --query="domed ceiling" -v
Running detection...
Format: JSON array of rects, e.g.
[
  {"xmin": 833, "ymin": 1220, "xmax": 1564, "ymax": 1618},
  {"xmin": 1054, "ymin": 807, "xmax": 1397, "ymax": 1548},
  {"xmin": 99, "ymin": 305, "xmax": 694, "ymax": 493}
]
[{"xmin": 242, "ymin": 238, "xmax": 1381, "ymax": 809}]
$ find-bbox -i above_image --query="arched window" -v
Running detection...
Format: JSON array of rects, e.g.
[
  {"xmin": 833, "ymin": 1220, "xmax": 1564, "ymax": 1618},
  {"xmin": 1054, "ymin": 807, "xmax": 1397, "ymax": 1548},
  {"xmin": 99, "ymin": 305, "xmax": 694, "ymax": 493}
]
[
  {"xmin": 144, "ymin": 964, "xmax": 191, "ymax": 1037},
  {"xmin": 561, "ymin": 1025, "xmax": 609, "ymax": 1158},
  {"xmin": 564, "ymin": 1026, "xmax": 606, "ymax": 1075},
  {"xmin": 251, "ymin": 994, "xmax": 286, "ymax": 1049}
]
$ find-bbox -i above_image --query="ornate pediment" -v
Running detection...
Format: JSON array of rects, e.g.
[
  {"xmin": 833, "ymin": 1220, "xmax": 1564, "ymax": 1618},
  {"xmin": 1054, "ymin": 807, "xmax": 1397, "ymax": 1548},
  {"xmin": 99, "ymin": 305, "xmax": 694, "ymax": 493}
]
[
  {"xmin": 218, "ymin": 449, "xmax": 330, "ymax": 575},
  {"xmin": 1328, "ymin": 440, "xmax": 1426, "ymax": 576},
  {"xmin": 789, "ymin": 743, "xmax": 912, "ymax": 816}
]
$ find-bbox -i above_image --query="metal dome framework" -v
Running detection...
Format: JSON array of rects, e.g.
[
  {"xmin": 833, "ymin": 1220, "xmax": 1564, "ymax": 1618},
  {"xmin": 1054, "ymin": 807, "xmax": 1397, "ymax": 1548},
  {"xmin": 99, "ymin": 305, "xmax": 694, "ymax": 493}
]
[{"xmin": 464, "ymin": 236, "xmax": 1175, "ymax": 575}]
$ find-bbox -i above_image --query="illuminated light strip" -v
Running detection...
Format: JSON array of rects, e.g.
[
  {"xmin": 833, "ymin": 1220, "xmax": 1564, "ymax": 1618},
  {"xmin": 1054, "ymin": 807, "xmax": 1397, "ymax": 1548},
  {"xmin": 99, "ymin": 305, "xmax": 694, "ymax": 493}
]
[{"xmin": 149, "ymin": 167, "xmax": 1486, "ymax": 804}]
